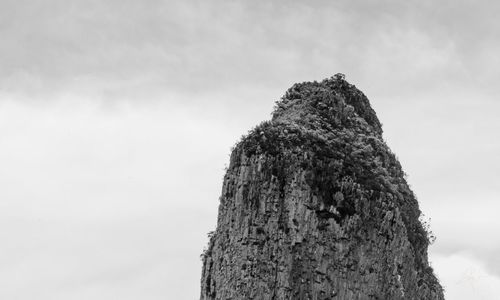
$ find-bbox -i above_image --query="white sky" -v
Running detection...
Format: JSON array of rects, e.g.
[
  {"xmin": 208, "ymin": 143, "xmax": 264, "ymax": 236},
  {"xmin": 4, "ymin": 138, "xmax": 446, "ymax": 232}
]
[{"xmin": 0, "ymin": 1, "xmax": 499, "ymax": 299}]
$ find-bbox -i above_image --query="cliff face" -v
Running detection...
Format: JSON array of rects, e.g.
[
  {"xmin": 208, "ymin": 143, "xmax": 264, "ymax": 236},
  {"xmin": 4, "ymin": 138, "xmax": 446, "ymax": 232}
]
[{"xmin": 200, "ymin": 74, "xmax": 444, "ymax": 300}]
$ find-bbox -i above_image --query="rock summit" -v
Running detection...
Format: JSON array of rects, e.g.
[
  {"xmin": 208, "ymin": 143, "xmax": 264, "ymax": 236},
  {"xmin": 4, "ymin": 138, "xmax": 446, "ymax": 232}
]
[{"xmin": 201, "ymin": 74, "xmax": 444, "ymax": 300}]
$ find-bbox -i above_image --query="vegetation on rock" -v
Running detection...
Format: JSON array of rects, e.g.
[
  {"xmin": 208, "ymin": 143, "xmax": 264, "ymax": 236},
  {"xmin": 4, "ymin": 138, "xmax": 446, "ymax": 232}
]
[{"xmin": 201, "ymin": 74, "xmax": 444, "ymax": 300}]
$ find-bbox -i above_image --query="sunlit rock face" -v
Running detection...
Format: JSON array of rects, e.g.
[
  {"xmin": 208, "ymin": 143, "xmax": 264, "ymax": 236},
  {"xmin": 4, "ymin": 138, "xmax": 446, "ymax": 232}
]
[{"xmin": 200, "ymin": 74, "xmax": 444, "ymax": 300}]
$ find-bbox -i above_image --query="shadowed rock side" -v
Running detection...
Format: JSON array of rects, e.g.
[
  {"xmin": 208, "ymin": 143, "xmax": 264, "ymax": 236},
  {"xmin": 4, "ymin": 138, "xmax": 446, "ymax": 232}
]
[{"xmin": 200, "ymin": 74, "xmax": 444, "ymax": 300}]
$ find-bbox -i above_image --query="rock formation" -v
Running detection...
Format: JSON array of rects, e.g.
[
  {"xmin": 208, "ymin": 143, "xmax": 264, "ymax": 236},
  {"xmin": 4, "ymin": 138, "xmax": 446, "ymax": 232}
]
[{"xmin": 200, "ymin": 74, "xmax": 444, "ymax": 299}]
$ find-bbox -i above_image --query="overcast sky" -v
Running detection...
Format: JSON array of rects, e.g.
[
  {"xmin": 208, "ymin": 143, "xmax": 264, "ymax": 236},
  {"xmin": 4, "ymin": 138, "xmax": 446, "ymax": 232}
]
[{"xmin": 1, "ymin": 0, "xmax": 499, "ymax": 299}]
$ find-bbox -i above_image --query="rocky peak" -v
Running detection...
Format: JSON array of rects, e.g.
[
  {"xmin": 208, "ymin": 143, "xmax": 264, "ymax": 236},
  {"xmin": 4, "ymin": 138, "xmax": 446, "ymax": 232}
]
[
  {"xmin": 272, "ymin": 73, "xmax": 383, "ymax": 136},
  {"xmin": 200, "ymin": 75, "xmax": 444, "ymax": 300}
]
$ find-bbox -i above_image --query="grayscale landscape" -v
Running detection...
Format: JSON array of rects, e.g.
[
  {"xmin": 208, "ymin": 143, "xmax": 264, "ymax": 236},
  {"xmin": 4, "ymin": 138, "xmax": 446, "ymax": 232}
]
[{"xmin": 0, "ymin": 1, "xmax": 499, "ymax": 299}]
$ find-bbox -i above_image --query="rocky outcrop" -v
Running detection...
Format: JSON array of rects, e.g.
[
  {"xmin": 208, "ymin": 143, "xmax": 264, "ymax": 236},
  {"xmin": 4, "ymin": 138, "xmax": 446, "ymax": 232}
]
[{"xmin": 200, "ymin": 74, "xmax": 444, "ymax": 299}]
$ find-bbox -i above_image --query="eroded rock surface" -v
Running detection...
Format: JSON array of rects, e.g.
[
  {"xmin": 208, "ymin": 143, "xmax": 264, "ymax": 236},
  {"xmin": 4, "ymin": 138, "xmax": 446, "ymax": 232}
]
[{"xmin": 200, "ymin": 74, "xmax": 444, "ymax": 300}]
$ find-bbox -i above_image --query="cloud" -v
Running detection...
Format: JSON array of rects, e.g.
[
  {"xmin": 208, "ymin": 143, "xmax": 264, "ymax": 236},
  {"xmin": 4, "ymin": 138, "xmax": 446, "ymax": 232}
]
[
  {"xmin": 428, "ymin": 197, "xmax": 500, "ymax": 276},
  {"xmin": 380, "ymin": 87, "xmax": 500, "ymax": 277},
  {"xmin": 0, "ymin": 99, "xmax": 239, "ymax": 299},
  {"xmin": 432, "ymin": 252, "xmax": 500, "ymax": 300},
  {"xmin": 1, "ymin": 0, "xmax": 499, "ymax": 298},
  {"xmin": 2, "ymin": 0, "xmax": 498, "ymax": 100}
]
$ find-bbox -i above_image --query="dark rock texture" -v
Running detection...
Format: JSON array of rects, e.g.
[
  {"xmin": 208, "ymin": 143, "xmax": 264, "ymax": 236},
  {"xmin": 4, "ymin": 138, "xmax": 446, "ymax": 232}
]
[{"xmin": 200, "ymin": 74, "xmax": 444, "ymax": 300}]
